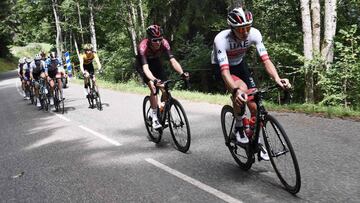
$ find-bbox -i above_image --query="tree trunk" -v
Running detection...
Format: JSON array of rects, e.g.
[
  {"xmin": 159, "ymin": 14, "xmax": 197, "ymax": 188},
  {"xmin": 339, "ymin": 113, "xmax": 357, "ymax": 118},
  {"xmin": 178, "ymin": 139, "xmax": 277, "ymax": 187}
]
[
  {"xmin": 77, "ymin": 1, "xmax": 84, "ymax": 45},
  {"xmin": 88, "ymin": 0, "xmax": 97, "ymax": 52},
  {"xmin": 321, "ymin": 0, "xmax": 337, "ymax": 67},
  {"xmin": 137, "ymin": 0, "xmax": 145, "ymax": 37},
  {"xmin": 311, "ymin": 0, "xmax": 321, "ymax": 53},
  {"xmin": 127, "ymin": 2, "xmax": 138, "ymax": 56},
  {"xmin": 52, "ymin": 0, "xmax": 63, "ymax": 56},
  {"xmin": 300, "ymin": 0, "xmax": 314, "ymax": 103}
]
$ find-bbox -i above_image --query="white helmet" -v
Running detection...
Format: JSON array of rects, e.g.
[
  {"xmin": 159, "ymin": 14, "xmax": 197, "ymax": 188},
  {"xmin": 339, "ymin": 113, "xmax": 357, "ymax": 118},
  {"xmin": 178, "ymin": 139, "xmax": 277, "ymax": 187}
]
[
  {"xmin": 227, "ymin": 7, "xmax": 253, "ymax": 28},
  {"xmin": 34, "ymin": 54, "xmax": 41, "ymax": 61},
  {"xmin": 25, "ymin": 58, "xmax": 33, "ymax": 63},
  {"xmin": 19, "ymin": 58, "xmax": 25, "ymax": 64}
]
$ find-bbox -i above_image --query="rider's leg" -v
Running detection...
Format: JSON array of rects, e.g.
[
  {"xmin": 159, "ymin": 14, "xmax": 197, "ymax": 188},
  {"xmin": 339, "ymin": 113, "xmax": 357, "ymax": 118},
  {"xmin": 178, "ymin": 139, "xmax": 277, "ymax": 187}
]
[
  {"xmin": 56, "ymin": 73, "xmax": 63, "ymax": 97},
  {"xmin": 228, "ymin": 77, "xmax": 249, "ymax": 144},
  {"xmin": 147, "ymin": 81, "xmax": 162, "ymax": 129},
  {"xmin": 48, "ymin": 77, "xmax": 55, "ymax": 105},
  {"xmin": 83, "ymin": 74, "xmax": 89, "ymax": 97}
]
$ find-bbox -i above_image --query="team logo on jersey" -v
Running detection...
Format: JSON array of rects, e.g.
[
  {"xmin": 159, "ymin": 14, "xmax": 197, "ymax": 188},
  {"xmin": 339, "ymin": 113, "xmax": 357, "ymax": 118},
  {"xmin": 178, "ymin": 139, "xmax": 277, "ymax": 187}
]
[{"xmin": 218, "ymin": 50, "xmax": 222, "ymax": 54}]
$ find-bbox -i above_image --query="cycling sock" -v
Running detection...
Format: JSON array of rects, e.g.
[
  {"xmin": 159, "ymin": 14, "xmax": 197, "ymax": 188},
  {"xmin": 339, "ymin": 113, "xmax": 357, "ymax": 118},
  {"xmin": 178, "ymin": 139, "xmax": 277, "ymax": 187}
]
[{"xmin": 151, "ymin": 108, "xmax": 158, "ymax": 121}]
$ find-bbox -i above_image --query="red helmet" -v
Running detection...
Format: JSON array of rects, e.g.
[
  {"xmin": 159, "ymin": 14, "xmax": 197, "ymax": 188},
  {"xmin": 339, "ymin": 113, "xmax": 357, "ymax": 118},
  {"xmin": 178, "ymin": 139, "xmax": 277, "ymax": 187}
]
[{"xmin": 146, "ymin": 25, "xmax": 163, "ymax": 38}]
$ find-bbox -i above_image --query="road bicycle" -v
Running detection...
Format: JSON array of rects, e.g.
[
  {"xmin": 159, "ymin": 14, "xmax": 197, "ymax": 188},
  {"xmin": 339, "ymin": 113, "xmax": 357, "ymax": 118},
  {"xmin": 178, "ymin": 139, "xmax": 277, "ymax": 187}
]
[
  {"xmin": 142, "ymin": 79, "xmax": 191, "ymax": 153},
  {"xmin": 220, "ymin": 85, "xmax": 301, "ymax": 194},
  {"xmin": 53, "ymin": 78, "xmax": 64, "ymax": 114},
  {"xmin": 38, "ymin": 78, "xmax": 49, "ymax": 111},
  {"xmin": 86, "ymin": 74, "xmax": 102, "ymax": 111}
]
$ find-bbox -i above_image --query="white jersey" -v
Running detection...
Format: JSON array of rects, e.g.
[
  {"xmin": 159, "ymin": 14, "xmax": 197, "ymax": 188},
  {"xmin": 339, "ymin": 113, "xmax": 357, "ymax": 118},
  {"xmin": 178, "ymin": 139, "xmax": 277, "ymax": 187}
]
[{"xmin": 212, "ymin": 28, "xmax": 269, "ymax": 69}]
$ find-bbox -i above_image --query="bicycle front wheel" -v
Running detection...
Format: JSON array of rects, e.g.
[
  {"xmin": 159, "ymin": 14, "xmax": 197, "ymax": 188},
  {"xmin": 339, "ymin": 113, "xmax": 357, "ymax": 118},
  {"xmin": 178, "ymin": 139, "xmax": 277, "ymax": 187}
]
[
  {"xmin": 168, "ymin": 99, "xmax": 191, "ymax": 153},
  {"xmin": 262, "ymin": 114, "xmax": 301, "ymax": 194},
  {"xmin": 142, "ymin": 96, "xmax": 162, "ymax": 143},
  {"xmin": 221, "ymin": 105, "xmax": 253, "ymax": 170}
]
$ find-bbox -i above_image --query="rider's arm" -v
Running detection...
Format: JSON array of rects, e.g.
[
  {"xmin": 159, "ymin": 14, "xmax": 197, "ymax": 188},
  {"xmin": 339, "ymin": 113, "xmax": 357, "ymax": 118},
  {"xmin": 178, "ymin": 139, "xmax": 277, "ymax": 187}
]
[
  {"xmin": 79, "ymin": 55, "xmax": 85, "ymax": 74},
  {"xmin": 94, "ymin": 53, "xmax": 102, "ymax": 70},
  {"xmin": 169, "ymin": 58, "xmax": 184, "ymax": 75},
  {"xmin": 263, "ymin": 60, "xmax": 281, "ymax": 83},
  {"xmin": 251, "ymin": 29, "xmax": 281, "ymax": 84},
  {"xmin": 143, "ymin": 64, "xmax": 157, "ymax": 82}
]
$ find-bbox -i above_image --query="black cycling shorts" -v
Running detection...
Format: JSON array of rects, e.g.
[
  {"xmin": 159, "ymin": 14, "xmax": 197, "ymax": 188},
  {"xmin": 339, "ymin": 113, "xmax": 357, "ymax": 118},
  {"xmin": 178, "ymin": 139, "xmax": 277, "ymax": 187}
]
[
  {"xmin": 137, "ymin": 57, "xmax": 167, "ymax": 83},
  {"xmin": 84, "ymin": 63, "xmax": 95, "ymax": 75},
  {"xmin": 228, "ymin": 60, "xmax": 256, "ymax": 89}
]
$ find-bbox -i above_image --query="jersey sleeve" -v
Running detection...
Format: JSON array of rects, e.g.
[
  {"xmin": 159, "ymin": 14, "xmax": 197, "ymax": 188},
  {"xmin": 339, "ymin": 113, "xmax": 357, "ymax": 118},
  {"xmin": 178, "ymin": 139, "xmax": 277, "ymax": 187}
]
[
  {"xmin": 138, "ymin": 39, "xmax": 148, "ymax": 65},
  {"xmin": 214, "ymin": 35, "xmax": 229, "ymax": 71},
  {"xmin": 252, "ymin": 29, "xmax": 269, "ymax": 62}
]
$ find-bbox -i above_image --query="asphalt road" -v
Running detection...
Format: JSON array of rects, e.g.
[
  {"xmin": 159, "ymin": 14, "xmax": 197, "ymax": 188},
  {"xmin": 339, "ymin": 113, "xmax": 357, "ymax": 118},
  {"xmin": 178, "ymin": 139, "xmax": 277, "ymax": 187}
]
[{"xmin": 1, "ymin": 70, "xmax": 359, "ymax": 202}]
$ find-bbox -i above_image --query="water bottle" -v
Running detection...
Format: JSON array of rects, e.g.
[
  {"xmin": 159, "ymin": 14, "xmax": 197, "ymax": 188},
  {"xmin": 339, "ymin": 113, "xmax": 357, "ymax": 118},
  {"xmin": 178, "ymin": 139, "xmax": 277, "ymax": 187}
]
[
  {"xmin": 242, "ymin": 117, "xmax": 251, "ymax": 137},
  {"xmin": 248, "ymin": 116, "xmax": 256, "ymax": 137}
]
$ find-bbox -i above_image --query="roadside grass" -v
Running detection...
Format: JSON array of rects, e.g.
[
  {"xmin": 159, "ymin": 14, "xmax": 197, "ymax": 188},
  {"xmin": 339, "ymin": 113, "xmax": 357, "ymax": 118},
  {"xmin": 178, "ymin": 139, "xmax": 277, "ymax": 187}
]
[
  {"xmin": 70, "ymin": 77, "xmax": 360, "ymax": 120},
  {"xmin": 10, "ymin": 43, "xmax": 52, "ymax": 59},
  {"xmin": 0, "ymin": 58, "xmax": 17, "ymax": 73}
]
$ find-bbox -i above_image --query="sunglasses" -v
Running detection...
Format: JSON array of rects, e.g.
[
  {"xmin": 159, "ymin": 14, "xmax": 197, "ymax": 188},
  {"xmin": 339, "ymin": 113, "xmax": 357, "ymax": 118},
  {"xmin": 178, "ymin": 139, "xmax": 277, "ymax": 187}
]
[
  {"xmin": 234, "ymin": 26, "xmax": 251, "ymax": 34},
  {"xmin": 151, "ymin": 38, "xmax": 163, "ymax": 43}
]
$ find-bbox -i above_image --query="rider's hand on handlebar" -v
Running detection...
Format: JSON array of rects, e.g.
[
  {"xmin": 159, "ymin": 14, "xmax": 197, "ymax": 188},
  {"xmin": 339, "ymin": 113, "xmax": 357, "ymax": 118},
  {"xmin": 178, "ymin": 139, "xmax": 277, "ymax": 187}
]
[
  {"xmin": 276, "ymin": 78, "xmax": 291, "ymax": 90},
  {"xmin": 233, "ymin": 88, "xmax": 248, "ymax": 106}
]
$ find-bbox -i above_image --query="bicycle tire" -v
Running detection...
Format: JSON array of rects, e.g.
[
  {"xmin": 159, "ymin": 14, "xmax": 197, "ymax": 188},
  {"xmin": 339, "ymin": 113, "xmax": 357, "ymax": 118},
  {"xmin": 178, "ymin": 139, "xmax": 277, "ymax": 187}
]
[
  {"xmin": 95, "ymin": 88, "xmax": 102, "ymax": 111},
  {"xmin": 168, "ymin": 99, "xmax": 191, "ymax": 153},
  {"xmin": 56, "ymin": 88, "xmax": 64, "ymax": 114},
  {"xmin": 142, "ymin": 96, "xmax": 162, "ymax": 143},
  {"xmin": 262, "ymin": 114, "xmax": 301, "ymax": 194},
  {"xmin": 54, "ymin": 88, "xmax": 60, "ymax": 112},
  {"xmin": 221, "ymin": 105, "xmax": 253, "ymax": 170}
]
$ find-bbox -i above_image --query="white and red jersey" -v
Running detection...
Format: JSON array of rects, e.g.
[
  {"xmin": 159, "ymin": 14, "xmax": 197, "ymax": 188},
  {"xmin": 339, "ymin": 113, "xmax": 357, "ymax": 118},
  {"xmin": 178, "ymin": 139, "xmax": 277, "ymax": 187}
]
[{"xmin": 212, "ymin": 28, "xmax": 269, "ymax": 70}]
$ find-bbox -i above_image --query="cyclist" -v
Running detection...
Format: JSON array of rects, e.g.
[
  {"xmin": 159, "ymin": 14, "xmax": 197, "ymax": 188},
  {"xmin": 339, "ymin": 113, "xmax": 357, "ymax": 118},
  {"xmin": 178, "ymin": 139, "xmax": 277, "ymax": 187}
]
[
  {"xmin": 45, "ymin": 52, "xmax": 64, "ymax": 106},
  {"xmin": 212, "ymin": 7, "xmax": 291, "ymax": 160},
  {"xmin": 79, "ymin": 43, "xmax": 102, "ymax": 98},
  {"xmin": 23, "ymin": 57, "xmax": 33, "ymax": 100},
  {"xmin": 17, "ymin": 58, "xmax": 26, "ymax": 98},
  {"xmin": 39, "ymin": 50, "xmax": 47, "ymax": 61},
  {"xmin": 30, "ymin": 54, "xmax": 47, "ymax": 108},
  {"xmin": 137, "ymin": 24, "xmax": 189, "ymax": 130}
]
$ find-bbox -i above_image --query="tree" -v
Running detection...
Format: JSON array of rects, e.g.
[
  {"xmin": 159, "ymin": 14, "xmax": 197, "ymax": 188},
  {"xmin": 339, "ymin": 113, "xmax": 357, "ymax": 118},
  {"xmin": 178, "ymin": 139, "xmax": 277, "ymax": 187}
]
[
  {"xmin": 88, "ymin": 0, "xmax": 98, "ymax": 52},
  {"xmin": 52, "ymin": 0, "xmax": 64, "ymax": 56}
]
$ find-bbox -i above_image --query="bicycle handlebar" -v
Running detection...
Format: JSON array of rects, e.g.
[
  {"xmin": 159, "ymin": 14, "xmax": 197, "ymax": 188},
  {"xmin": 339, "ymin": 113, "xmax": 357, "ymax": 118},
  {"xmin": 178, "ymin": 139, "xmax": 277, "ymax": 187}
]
[{"xmin": 247, "ymin": 85, "xmax": 292, "ymax": 104}]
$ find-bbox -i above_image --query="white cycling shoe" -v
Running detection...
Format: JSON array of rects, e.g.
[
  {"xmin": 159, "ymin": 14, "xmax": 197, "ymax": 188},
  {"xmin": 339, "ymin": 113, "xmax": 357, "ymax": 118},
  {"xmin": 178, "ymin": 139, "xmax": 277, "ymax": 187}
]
[
  {"xmin": 152, "ymin": 120, "xmax": 162, "ymax": 130},
  {"xmin": 234, "ymin": 127, "xmax": 249, "ymax": 144},
  {"xmin": 258, "ymin": 143, "xmax": 270, "ymax": 161}
]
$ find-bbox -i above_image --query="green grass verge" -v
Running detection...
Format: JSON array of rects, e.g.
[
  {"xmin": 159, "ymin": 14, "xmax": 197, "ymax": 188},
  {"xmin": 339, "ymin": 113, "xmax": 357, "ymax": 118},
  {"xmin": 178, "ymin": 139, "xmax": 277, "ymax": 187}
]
[
  {"xmin": 10, "ymin": 43, "xmax": 52, "ymax": 59},
  {"xmin": 70, "ymin": 77, "xmax": 360, "ymax": 120},
  {"xmin": 0, "ymin": 58, "xmax": 17, "ymax": 73}
]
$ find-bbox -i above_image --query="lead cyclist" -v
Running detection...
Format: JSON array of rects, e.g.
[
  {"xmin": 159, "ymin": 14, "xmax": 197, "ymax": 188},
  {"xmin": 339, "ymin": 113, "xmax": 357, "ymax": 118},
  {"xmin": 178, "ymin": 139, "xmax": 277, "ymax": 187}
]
[{"xmin": 212, "ymin": 7, "xmax": 291, "ymax": 161}]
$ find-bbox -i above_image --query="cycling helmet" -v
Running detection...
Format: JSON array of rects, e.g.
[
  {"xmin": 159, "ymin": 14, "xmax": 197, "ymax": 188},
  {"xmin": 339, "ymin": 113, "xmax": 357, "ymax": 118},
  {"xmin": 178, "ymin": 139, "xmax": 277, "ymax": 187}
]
[
  {"xmin": 50, "ymin": 52, "xmax": 57, "ymax": 60},
  {"xmin": 25, "ymin": 58, "xmax": 33, "ymax": 63},
  {"xmin": 146, "ymin": 25, "xmax": 163, "ymax": 38},
  {"xmin": 227, "ymin": 7, "xmax": 253, "ymax": 28},
  {"xmin": 19, "ymin": 58, "xmax": 25, "ymax": 64},
  {"xmin": 34, "ymin": 54, "xmax": 41, "ymax": 61},
  {"xmin": 83, "ymin": 43, "xmax": 93, "ymax": 51}
]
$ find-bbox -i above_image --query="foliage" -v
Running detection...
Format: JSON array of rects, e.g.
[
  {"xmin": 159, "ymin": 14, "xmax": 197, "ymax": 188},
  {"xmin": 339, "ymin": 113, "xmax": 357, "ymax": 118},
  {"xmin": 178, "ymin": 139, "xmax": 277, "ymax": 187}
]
[{"xmin": 319, "ymin": 25, "xmax": 360, "ymax": 109}]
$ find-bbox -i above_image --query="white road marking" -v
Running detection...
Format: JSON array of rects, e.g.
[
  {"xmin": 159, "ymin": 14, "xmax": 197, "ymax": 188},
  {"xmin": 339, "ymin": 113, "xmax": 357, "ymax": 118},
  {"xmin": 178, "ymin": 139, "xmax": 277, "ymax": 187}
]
[
  {"xmin": 78, "ymin": 125, "xmax": 121, "ymax": 146},
  {"xmin": 54, "ymin": 113, "xmax": 71, "ymax": 122},
  {"xmin": 145, "ymin": 158, "xmax": 243, "ymax": 203}
]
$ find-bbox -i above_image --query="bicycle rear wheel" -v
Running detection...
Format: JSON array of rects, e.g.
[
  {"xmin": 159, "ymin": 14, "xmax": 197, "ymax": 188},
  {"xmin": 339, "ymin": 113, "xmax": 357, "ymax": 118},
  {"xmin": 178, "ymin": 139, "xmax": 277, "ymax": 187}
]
[
  {"xmin": 168, "ymin": 99, "xmax": 191, "ymax": 153},
  {"xmin": 142, "ymin": 96, "xmax": 162, "ymax": 143},
  {"xmin": 221, "ymin": 105, "xmax": 253, "ymax": 170},
  {"xmin": 94, "ymin": 87, "xmax": 102, "ymax": 111},
  {"xmin": 55, "ymin": 88, "xmax": 64, "ymax": 114},
  {"xmin": 262, "ymin": 114, "xmax": 301, "ymax": 194}
]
